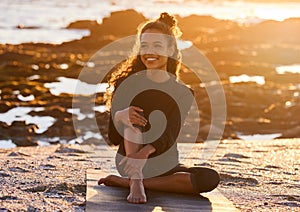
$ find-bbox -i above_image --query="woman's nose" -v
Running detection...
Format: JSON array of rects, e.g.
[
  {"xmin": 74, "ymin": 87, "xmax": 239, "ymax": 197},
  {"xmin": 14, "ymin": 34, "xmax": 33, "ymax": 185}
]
[{"xmin": 143, "ymin": 46, "xmax": 156, "ymax": 54}]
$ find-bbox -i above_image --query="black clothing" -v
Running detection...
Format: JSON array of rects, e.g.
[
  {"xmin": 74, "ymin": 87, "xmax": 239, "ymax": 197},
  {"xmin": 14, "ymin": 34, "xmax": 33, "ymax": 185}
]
[
  {"xmin": 108, "ymin": 73, "xmax": 193, "ymax": 159},
  {"xmin": 160, "ymin": 164, "xmax": 220, "ymax": 194},
  {"xmin": 108, "ymin": 72, "xmax": 220, "ymax": 193}
]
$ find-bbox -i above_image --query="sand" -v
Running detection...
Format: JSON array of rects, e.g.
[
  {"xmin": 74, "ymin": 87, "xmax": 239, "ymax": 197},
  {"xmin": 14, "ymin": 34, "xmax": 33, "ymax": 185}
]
[{"xmin": 0, "ymin": 138, "xmax": 299, "ymax": 211}]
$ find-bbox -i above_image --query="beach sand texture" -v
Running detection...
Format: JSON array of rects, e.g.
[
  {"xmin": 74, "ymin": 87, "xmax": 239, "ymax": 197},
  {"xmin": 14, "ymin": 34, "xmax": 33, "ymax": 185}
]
[{"xmin": 0, "ymin": 139, "xmax": 299, "ymax": 211}]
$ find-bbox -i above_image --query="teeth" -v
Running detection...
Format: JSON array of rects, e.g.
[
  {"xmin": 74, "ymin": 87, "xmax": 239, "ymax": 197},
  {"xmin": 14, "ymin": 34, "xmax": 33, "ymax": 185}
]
[{"xmin": 146, "ymin": 58, "xmax": 157, "ymax": 61}]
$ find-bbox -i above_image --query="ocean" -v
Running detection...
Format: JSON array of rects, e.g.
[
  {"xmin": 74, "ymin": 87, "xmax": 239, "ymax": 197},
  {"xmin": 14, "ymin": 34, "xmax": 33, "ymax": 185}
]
[{"xmin": 1, "ymin": 0, "xmax": 300, "ymax": 44}]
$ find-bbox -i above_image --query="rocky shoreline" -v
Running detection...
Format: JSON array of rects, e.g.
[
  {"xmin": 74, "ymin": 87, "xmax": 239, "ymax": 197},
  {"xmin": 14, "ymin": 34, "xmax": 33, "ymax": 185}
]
[{"xmin": 0, "ymin": 9, "xmax": 300, "ymax": 146}]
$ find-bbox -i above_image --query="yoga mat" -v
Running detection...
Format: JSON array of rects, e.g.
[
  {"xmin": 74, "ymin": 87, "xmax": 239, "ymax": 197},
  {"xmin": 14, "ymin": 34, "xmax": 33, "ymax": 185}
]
[{"xmin": 86, "ymin": 169, "xmax": 239, "ymax": 212}]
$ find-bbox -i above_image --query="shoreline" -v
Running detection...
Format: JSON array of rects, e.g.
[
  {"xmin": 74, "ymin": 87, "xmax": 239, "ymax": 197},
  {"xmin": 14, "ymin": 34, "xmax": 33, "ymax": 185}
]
[{"xmin": 0, "ymin": 138, "xmax": 299, "ymax": 211}]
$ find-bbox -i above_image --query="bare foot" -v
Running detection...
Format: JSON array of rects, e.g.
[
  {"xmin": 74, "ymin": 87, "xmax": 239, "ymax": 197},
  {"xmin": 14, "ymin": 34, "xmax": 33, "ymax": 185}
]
[
  {"xmin": 127, "ymin": 179, "xmax": 147, "ymax": 204},
  {"xmin": 98, "ymin": 175, "xmax": 129, "ymax": 187}
]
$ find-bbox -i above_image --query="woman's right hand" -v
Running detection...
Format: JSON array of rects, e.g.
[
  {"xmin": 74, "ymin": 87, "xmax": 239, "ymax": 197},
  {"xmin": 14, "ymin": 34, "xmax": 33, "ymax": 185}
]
[{"xmin": 114, "ymin": 106, "xmax": 147, "ymax": 131}]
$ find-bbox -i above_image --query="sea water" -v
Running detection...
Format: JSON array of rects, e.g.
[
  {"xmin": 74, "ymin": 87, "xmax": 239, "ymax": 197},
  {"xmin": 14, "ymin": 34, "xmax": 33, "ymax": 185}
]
[{"xmin": 1, "ymin": 0, "xmax": 300, "ymax": 44}]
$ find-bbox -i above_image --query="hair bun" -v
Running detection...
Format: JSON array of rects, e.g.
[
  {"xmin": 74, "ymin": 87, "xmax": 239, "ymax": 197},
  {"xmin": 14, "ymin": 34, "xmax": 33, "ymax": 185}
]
[{"xmin": 158, "ymin": 12, "xmax": 177, "ymax": 28}]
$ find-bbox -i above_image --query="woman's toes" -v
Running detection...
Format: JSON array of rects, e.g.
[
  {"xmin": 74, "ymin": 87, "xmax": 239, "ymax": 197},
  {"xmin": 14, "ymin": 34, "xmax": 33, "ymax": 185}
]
[{"xmin": 98, "ymin": 178, "xmax": 105, "ymax": 185}]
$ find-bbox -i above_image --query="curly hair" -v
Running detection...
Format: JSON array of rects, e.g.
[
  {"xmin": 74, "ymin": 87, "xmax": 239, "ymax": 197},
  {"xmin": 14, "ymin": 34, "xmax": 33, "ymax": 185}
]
[{"xmin": 105, "ymin": 12, "xmax": 183, "ymax": 109}]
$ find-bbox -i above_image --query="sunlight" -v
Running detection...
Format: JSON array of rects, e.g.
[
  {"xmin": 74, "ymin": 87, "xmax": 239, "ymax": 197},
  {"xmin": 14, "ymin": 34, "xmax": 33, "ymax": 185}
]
[
  {"xmin": 229, "ymin": 75, "xmax": 265, "ymax": 85},
  {"xmin": 276, "ymin": 64, "xmax": 300, "ymax": 74}
]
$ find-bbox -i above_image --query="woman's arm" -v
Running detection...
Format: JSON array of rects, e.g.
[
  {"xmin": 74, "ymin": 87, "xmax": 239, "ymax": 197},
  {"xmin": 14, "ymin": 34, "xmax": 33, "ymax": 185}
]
[
  {"xmin": 108, "ymin": 106, "xmax": 147, "ymax": 145},
  {"xmin": 114, "ymin": 106, "xmax": 147, "ymax": 131},
  {"xmin": 149, "ymin": 89, "xmax": 194, "ymax": 155},
  {"xmin": 138, "ymin": 144, "xmax": 156, "ymax": 158}
]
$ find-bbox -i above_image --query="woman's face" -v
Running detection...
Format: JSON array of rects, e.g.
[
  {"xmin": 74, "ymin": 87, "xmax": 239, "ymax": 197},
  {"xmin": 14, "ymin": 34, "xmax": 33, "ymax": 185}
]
[{"xmin": 140, "ymin": 28, "xmax": 173, "ymax": 71}]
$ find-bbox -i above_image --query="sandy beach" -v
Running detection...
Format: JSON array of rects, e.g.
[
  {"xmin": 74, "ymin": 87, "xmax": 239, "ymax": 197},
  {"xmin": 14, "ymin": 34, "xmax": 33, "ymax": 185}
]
[
  {"xmin": 0, "ymin": 139, "xmax": 299, "ymax": 211},
  {"xmin": 0, "ymin": 8, "xmax": 300, "ymax": 211}
]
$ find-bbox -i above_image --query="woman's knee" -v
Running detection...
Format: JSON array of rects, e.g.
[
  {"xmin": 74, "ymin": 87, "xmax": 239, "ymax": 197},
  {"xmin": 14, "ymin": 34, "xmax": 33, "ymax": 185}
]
[{"xmin": 189, "ymin": 167, "xmax": 220, "ymax": 193}]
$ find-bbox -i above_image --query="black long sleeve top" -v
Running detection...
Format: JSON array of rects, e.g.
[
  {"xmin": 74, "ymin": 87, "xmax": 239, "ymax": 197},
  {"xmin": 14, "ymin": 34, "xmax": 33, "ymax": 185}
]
[{"xmin": 108, "ymin": 72, "xmax": 194, "ymax": 160}]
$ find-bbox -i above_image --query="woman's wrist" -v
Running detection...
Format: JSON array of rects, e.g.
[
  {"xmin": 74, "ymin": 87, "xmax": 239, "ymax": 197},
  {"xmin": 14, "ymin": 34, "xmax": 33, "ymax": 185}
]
[{"xmin": 138, "ymin": 144, "xmax": 156, "ymax": 158}]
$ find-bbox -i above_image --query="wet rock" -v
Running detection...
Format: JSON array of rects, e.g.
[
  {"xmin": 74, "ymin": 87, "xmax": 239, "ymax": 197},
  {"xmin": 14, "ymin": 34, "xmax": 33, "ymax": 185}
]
[
  {"xmin": 4, "ymin": 121, "xmax": 38, "ymax": 146},
  {"xmin": 100, "ymin": 9, "xmax": 146, "ymax": 36},
  {"xmin": 278, "ymin": 126, "xmax": 300, "ymax": 138},
  {"xmin": 11, "ymin": 136, "xmax": 38, "ymax": 147},
  {"xmin": 67, "ymin": 20, "xmax": 101, "ymax": 36},
  {"xmin": 0, "ymin": 52, "xmax": 33, "ymax": 62}
]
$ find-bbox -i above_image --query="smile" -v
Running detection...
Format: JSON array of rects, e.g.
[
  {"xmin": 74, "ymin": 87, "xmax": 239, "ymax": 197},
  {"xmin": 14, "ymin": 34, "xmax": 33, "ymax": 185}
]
[{"xmin": 145, "ymin": 57, "xmax": 159, "ymax": 61}]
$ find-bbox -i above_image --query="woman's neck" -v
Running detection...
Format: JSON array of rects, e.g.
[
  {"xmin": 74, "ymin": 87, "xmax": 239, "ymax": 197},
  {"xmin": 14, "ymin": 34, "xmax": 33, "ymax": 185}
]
[{"xmin": 146, "ymin": 69, "xmax": 170, "ymax": 83}]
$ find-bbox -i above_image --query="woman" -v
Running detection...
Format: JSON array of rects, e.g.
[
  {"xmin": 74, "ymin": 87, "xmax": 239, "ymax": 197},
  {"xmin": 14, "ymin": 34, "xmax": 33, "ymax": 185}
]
[{"xmin": 98, "ymin": 12, "xmax": 220, "ymax": 204}]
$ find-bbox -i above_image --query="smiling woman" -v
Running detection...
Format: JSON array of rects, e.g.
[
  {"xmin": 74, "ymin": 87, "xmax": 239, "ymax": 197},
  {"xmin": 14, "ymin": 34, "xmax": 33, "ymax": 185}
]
[
  {"xmin": 140, "ymin": 31, "xmax": 171, "ymax": 71},
  {"xmin": 99, "ymin": 12, "xmax": 220, "ymax": 204}
]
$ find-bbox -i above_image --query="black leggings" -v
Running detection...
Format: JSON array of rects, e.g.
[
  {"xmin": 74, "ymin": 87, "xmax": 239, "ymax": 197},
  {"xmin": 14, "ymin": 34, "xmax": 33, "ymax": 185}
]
[
  {"xmin": 116, "ymin": 155, "xmax": 220, "ymax": 194},
  {"xmin": 159, "ymin": 164, "xmax": 220, "ymax": 194}
]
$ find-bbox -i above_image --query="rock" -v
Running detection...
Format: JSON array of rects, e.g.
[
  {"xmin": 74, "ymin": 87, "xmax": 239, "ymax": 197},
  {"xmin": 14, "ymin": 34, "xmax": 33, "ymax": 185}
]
[
  {"xmin": 220, "ymin": 173, "xmax": 259, "ymax": 185},
  {"xmin": 55, "ymin": 145, "xmax": 86, "ymax": 154},
  {"xmin": 0, "ymin": 208, "xmax": 12, "ymax": 212},
  {"xmin": 265, "ymin": 165, "xmax": 281, "ymax": 169},
  {"xmin": 81, "ymin": 137, "xmax": 106, "ymax": 145},
  {"xmin": 278, "ymin": 126, "xmax": 300, "ymax": 138},
  {"xmin": 8, "ymin": 167, "xmax": 29, "ymax": 173},
  {"xmin": 0, "ymin": 196, "xmax": 18, "ymax": 200},
  {"xmin": 11, "ymin": 136, "xmax": 38, "ymax": 147},
  {"xmin": 223, "ymin": 153, "xmax": 250, "ymax": 159},
  {"xmin": 7, "ymin": 152, "xmax": 20, "ymax": 157},
  {"xmin": 8, "ymin": 151, "xmax": 30, "ymax": 157},
  {"xmin": 100, "ymin": 9, "xmax": 146, "ymax": 36},
  {"xmin": 27, "ymin": 206, "xmax": 39, "ymax": 212},
  {"xmin": 24, "ymin": 185, "xmax": 47, "ymax": 193},
  {"xmin": 66, "ymin": 20, "xmax": 101, "ymax": 34},
  {"xmin": 218, "ymin": 158, "xmax": 242, "ymax": 163},
  {"xmin": 4, "ymin": 121, "xmax": 38, "ymax": 146},
  {"xmin": 39, "ymin": 164, "xmax": 56, "ymax": 170},
  {"xmin": 0, "ymin": 171, "xmax": 10, "ymax": 177},
  {"xmin": 45, "ymin": 182, "xmax": 86, "ymax": 194}
]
